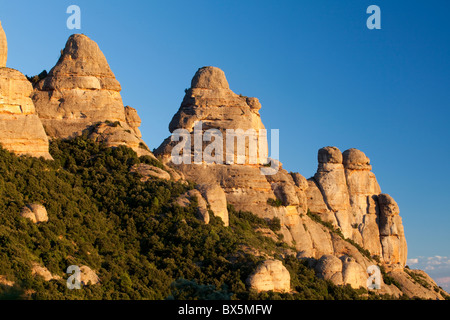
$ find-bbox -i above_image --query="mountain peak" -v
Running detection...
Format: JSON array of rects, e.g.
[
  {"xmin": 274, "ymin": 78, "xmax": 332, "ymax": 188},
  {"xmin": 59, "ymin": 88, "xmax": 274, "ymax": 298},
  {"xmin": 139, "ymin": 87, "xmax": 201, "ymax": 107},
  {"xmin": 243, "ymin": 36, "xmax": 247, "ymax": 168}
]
[{"xmin": 191, "ymin": 66, "xmax": 230, "ymax": 90}]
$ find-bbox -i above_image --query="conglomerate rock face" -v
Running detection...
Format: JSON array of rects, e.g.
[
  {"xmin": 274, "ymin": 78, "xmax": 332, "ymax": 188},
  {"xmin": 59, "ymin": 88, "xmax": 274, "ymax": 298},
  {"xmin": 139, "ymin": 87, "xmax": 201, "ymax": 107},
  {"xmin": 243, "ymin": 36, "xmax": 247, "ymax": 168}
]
[
  {"xmin": 0, "ymin": 25, "xmax": 443, "ymax": 298},
  {"xmin": 306, "ymin": 147, "xmax": 408, "ymax": 269},
  {"xmin": 153, "ymin": 65, "xmax": 419, "ymax": 295},
  {"xmin": 0, "ymin": 68, "xmax": 52, "ymax": 159},
  {"xmin": 32, "ymin": 34, "xmax": 152, "ymax": 157}
]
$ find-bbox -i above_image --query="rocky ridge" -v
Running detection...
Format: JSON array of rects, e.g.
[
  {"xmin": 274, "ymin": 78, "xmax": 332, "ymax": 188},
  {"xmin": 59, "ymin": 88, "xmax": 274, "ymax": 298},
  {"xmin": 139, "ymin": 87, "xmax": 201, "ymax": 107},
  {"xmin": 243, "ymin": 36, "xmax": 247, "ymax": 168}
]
[
  {"xmin": 0, "ymin": 24, "xmax": 446, "ymax": 299},
  {"xmin": 155, "ymin": 66, "xmax": 446, "ymax": 299}
]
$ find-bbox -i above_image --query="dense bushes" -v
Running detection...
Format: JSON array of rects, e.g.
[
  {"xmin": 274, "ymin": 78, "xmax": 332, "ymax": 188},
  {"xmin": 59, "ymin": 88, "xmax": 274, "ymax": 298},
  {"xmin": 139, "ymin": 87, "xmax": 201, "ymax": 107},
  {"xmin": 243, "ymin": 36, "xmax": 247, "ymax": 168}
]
[{"xmin": 0, "ymin": 138, "xmax": 382, "ymax": 300}]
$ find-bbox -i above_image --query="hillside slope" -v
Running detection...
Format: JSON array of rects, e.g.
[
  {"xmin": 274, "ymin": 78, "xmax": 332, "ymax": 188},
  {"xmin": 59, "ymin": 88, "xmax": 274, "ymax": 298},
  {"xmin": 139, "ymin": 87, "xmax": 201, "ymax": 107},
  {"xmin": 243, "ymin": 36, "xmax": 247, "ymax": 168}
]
[{"xmin": 0, "ymin": 138, "xmax": 447, "ymax": 300}]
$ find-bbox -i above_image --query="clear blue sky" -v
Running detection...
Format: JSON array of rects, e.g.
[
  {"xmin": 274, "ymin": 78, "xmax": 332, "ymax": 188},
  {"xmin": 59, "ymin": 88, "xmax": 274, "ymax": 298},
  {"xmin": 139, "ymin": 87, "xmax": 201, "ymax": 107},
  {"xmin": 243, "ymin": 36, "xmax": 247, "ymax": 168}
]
[{"xmin": 1, "ymin": 0, "xmax": 450, "ymax": 287}]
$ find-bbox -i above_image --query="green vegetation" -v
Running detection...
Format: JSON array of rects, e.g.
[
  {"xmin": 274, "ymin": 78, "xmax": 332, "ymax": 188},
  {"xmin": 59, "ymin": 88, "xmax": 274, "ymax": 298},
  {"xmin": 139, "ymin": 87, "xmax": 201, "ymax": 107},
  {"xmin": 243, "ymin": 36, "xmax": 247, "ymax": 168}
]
[
  {"xmin": 0, "ymin": 137, "xmax": 398, "ymax": 300},
  {"xmin": 26, "ymin": 70, "xmax": 48, "ymax": 86},
  {"xmin": 139, "ymin": 142, "xmax": 150, "ymax": 151},
  {"xmin": 379, "ymin": 266, "xmax": 402, "ymax": 290},
  {"xmin": 267, "ymin": 198, "xmax": 283, "ymax": 207},
  {"xmin": 404, "ymin": 269, "xmax": 430, "ymax": 289}
]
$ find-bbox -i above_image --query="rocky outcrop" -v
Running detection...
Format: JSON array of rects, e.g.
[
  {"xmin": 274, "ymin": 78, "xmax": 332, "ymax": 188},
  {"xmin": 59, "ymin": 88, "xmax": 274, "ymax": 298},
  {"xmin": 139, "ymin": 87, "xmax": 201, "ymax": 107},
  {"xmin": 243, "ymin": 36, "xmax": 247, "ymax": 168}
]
[
  {"xmin": 156, "ymin": 66, "xmax": 267, "ymax": 166},
  {"xmin": 313, "ymin": 147, "xmax": 353, "ymax": 238},
  {"xmin": 175, "ymin": 184, "xmax": 229, "ymax": 226},
  {"xmin": 247, "ymin": 260, "xmax": 290, "ymax": 292},
  {"xmin": 125, "ymin": 106, "xmax": 142, "ymax": 138},
  {"xmin": 32, "ymin": 34, "xmax": 151, "ymax": 157},
  {"xmin": 0, "ymin": 21, "xmax": 7, "ymax": 67},
  {"xmin": 196, "ymin": 184, "xmax": 229, "ymax": 226},
  {"xmin": 306, "ymin": 146, "xmax": 407, "ymax": 268},
  {"xmin": 0, "ymin": 275, "xmax": 14, "ymax": 287},
  {"xmin": 130, "ymin": 163, "xmax": 171, "ymax": 181},
  {"xmin": 31, "ymin": 262, "xmax": 61, "ymax": 281},
  {"xmin": 378, "ymin": 194, "xmax": 407, "ymax": 267},
  {"xmin": 154, "ymin": 67, "xmax": 411, "ymax": 290},
  {"xmin": 0, "ymin": 68, "xmax": 52, "ymax": 159},
  {"xmin": 314, "ymin": 254, "xmax": 367, "ymax": 289},
  {"xmin": 20, "ymin": 204, "xmax": 49, "ymax": 223},
  {"xmin": 343, "ymin": 148, "xmax": 383, "ymax": 257},
  {"xmin": 79, "ymin": 265, "xmax": 100, "ymax": 286},
  {"xmin": 389, "ymin": 269, "xmax": 447, "ymax": 300},
  {"xmin": 175, "ymin": 189, "xmax": 210, "ymax": 224}
]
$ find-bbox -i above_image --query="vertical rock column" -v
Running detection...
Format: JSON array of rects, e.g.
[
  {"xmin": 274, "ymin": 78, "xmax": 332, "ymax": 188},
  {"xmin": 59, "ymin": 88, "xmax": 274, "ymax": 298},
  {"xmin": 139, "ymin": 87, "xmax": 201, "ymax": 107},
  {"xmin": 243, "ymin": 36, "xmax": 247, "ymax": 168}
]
[
  {"xmin": 343, "ymin": 148, "xmax": 383, "ymax": 257},
  {"xmin": 378, "ymin": 194, "xmax": 408, "ymax": 268},
  {"xmin": 0, "ymin": 21, "xmax": 7, "ymax": 67},
  {"xmin": 313, "ymin": 147, "xmax": 353, "ymax": 239}
]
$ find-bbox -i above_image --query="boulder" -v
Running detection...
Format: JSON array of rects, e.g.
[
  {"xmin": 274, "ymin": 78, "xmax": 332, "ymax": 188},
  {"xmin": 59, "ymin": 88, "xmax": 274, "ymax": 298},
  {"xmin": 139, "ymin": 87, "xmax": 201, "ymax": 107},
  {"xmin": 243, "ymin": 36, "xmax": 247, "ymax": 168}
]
[
  {"xmin": 80, "ymin": 265, "xmax": 100, "ymax": 286},
  {"xmin": 341, "ymin": 256, "xmax": 368, "ymax": 289},
  {"xmin": 343, "ymin": 148, "xmax": 372, "ymax": 170},
  {"xmin": 31, "ymin": 262, "xmax": 61, "ymax": 281},
  {"xmin": 247, "ymin": 260, "xmax": 290, "ymax": 292},
  {"xmin": 315, "ymin": 255, "xmax": 367, "ymax": 289},
  {"xmin": 130, "ymin": 163, "xmax": 171, "ymax": 181},
  {"xmin": 20, "ymin": 204, "xmax": 48, "ymax": 223},
  {"xmin": 315, "ymin": 254, "xmax": 344, "ymax": 285},
  {"xmin": 0, "ymin": 275, "xmax": 14, "ymax": 287}
]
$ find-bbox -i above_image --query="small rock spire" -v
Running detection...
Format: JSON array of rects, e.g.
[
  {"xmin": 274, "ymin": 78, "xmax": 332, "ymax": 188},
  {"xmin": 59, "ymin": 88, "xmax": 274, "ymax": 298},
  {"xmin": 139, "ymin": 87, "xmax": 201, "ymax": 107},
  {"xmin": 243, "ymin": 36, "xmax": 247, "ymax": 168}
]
[{"xmin": 0, "ymin": 21, "xmax": 7, "ymax": 67}]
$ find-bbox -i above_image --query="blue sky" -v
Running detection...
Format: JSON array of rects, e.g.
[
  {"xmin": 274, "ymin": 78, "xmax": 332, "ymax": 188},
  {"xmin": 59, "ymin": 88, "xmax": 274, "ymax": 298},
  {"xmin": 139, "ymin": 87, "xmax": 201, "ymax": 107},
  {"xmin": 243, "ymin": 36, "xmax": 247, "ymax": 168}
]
[{"xmin": 1, "ymin": 0, "xmax": 449, "ymax": 289}]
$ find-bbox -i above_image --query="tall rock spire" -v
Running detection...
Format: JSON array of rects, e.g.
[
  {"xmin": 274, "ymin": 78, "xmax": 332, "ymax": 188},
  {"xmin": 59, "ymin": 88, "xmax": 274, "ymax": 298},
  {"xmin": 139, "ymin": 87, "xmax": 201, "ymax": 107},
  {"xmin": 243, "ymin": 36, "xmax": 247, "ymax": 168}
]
[
  {"xmin": 32, "ymin": 34, "xmax": 152, "ymax": 157},
  {"xmin": 0, "ymin": 21, "xmax": 7, "ymax": 67}
]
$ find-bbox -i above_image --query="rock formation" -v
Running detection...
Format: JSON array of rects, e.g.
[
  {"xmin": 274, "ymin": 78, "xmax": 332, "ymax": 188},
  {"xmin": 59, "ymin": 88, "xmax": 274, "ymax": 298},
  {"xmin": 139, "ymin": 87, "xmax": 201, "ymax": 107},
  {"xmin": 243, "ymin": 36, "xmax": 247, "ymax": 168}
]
[
  {"xmin": 130, "ymin": 163, "xmax": 171, "ymax": 181},
  {"xmin": 378, "ymin": 194, "xmax": 407, "ymax": 268},
  {"xmin": 246, "ymin": 260, "xmax": 290, "ymax": 292},
  {"xmin": 314, "ymin": 254, "xmax": 367, "ymax": 289},
  {"xmin": 157, "ymin": 66, "xmax": 267, "ymax": 166},
  {"xmin": 0, "ymin": 25, "xmax": 443, "ymax": 298},
  {"xmin": 0, "ymin": 275, "xmax": 14, "ymax": 287},
  {"xmin": 174, "ymin": 184, "xmax": 229, "ymax": 226},
  {"xmin": 306, "ymin": 147, "xmax": 408, "ymax": 268},
  {"xmin": 0, "ymin": 68, "xmax": 52, "ymax": 159},
  {"xmin": 196, "ymin": 184, "xmax": 229, "ymax": 226},
  {"xmin": 79, "ymin": 265, "xmax": 100, "ymax": 286},
  {"xmin": 32, "ymin": 34, "xmax": 152, "ymax": 157},
  {"xmin": 0, "ymin": 21, "xmax": 7, "ymax": 67},
  {"xmin": 20, "ymin": 204, "xmax": 49, "ymax": 223},
  {"xmin": 153, "ymin": 66, "xmax": 422, "ymax": 295},
  {"xmin": 31, "ymin": 262, "xmax": 61, "ymax": 281}
]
